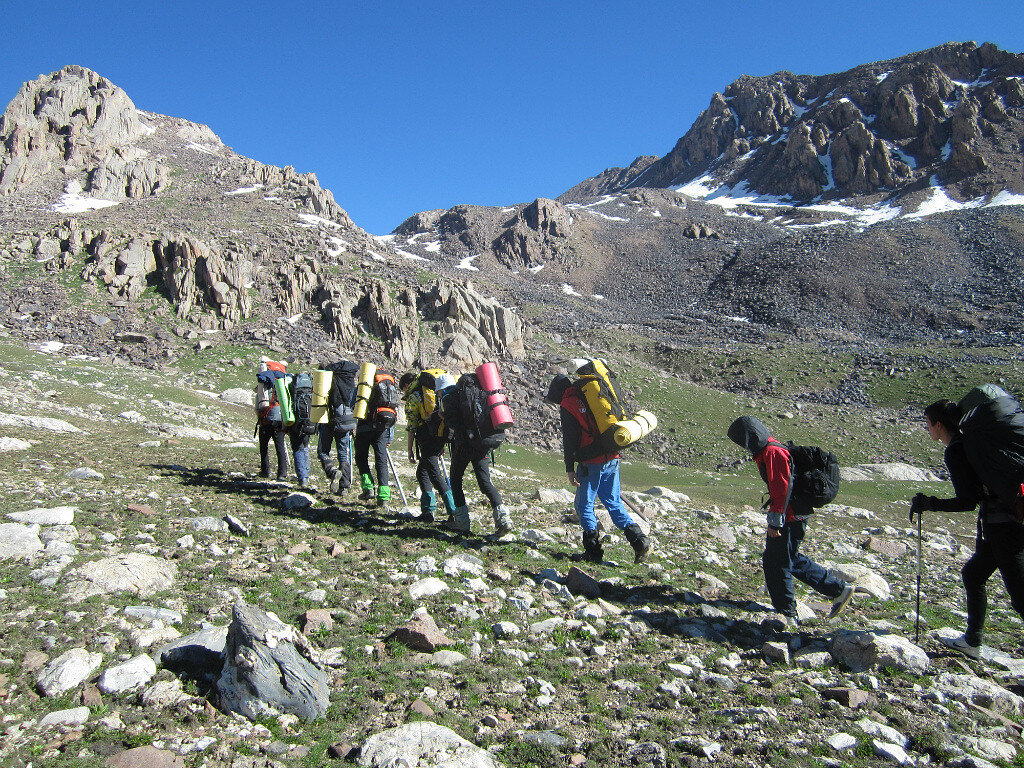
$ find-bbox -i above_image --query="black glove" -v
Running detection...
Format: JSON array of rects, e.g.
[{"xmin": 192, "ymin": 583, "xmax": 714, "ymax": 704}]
[{"xmin": 910, "ymin": 493, "xmax": 933, "ymax": 521}]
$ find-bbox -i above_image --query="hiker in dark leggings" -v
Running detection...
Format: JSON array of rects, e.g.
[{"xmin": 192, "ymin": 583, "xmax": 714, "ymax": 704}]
[
  {"xmin": 913, "ymin": 399, "xmax": 1024, "ymax": 659},
  {"xmin": 258, "ymin": 416, "xmax": 289, "ymax": 480},
  {"xmin": 449, "ymin": 442, "xmax": 512, "ymax": 536}
]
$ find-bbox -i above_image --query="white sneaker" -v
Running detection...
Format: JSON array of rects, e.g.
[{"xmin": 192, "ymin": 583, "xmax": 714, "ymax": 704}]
[
  {"xmin": 827, "ymin": 584, "xmax": 856, "ymax": 619},
  {"xmin": 940, "ymin": 633, "xmax": 981, "ymax": 660}
]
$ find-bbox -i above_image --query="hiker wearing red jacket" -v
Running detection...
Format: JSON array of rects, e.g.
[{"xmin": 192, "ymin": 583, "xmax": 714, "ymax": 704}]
[{"xmin": 728, "ymin": 416, "xmax": 854, "ymax": 621}]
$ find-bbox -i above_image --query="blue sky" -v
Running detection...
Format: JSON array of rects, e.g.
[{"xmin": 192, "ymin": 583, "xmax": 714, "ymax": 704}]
[{"xmin": 2, "ymin": 1, "xmax": 1022, "ymax": 234}]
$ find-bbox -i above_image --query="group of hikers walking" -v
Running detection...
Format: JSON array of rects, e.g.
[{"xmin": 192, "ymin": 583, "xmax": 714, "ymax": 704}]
[
  {"xmin": 254, "ymin": 359, "xmax": 515, "ymax": 536},
  {"xmin": 254, "ymin": 354, "xmax": 1024, "ymax": 646}
]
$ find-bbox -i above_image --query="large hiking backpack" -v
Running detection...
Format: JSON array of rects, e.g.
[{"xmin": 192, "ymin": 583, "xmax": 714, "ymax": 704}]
[
  {"xmin": 291, "ymin": 372, "xmax": 316, "ymax": 435},
  {"xmin": 572, "ymin": 359, "xmax": 657, "ymax": 455},
  {"xmin": 958, "ymin": 384, "xmax": 1024, "ymax": 513},
  {"xmin": 408, "ymin": 368, "xmax": 448, "ymax": 437},
  {"xmin": 783, "ymin": 441, "xmax": 841, "ymax": 510},
  {"xmin": 368, "ymin": 370, "xmax": 400, "ymax": 429},
  {"xmin": 324, "ymin": 360, "xmax": 359, "ymax": 434},
  {"xmin": 448, "ymin": 373, "xmax": 508, "ymax": 451}
]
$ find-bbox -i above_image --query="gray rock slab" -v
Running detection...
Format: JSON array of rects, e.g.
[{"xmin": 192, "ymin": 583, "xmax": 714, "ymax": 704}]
[
  {"xmin": 98, "ymin": 653, "xmax": 157, "ymax": 694},
  {"xmin": 830, "ymin": 631, "xmax": 930, "ymax": 674},
  {"xmin": 0, "ymin": 522, "xmax": 43, "ymax": 560},
  {"xmin": 8, "ymin": 506, "xmax": 78, "ymax": 525},
  {"xmin": 36, "ymin": 647, "xmax": 103, "ymax": 697},
  {"xmin": 0, "ymin": 412, "xmax": 82, "ymax": 433},
  {"xmin": 62, "ymin": 552, "xmax": 177, "ymax": 603},
  {"xmin": 359, "ymin": 722, "xmax": 502, "ymax": 768},
  {"xmin": 38, "ymin": 706, "xmax": 90, "ymax": 730}
]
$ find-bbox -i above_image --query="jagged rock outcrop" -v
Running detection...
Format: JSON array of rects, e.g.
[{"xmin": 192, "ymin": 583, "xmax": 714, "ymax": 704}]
[
  {"xmin": 493, "ymin": 197, "xmax": 574, "ymax": 270},
  {"xmin": 237, "ymin": 158, "xmax": 353, "ymax": 224},
  {"xmin": 0, "ymin": 66, "xmax": 150, "ymax": 195},
  {"xmin": 419, "ymin": 280, "xmax": 525, "ymax": 367},
  {"xmin": 558, "ymin": 155, "xmax": 658, "ymax": 203},
  {"xmin": 0, "ymin": 65, "xmax": 170, "ymax": 202},
  {"xmin": 631, "ymin": 41, "xmax": 1024, "ymax": 204},
  {"xmin": 217, "ymin": 601, "xmax": 329, "ymax": 723}
]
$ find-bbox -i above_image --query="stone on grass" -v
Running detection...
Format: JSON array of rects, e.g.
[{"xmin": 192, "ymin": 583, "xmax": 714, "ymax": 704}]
[
  {"xmin": 358, "ymin": 722, "xmax": 501, "ymax": 768},
  {"xmin": 0, "ymin": 436, "xmax": 31, "ymax": 451},
  {"xmin": 386, "ymin": 610, "xmax": 454, "ymax": 652},
  {"xmin": 0, "ymin": 522, "xmax": 43, "ymax": 560},
  {"xmin": 8, "ymin": 506, "xmax": 78, "ymax": 525},
  {"xmin": 37, "ymin": 647, "xmax": 103, "ymax": 697},
  {"xmin": 565, "ymin": 566, "xmax": 601, "ymax": 598},
  {"xmin": 38, "ymin": 706, "xmax": 90, "ymax": 730},
  {"xmin": 823, "ymin": 562, "xmax": 891, "ymax": 599},
  {"xmin": 104, "ymin": 745, "xmax": 185, "ymax": 767},
  {"xmin": 66, "ymin": 467, "xmax": 104, "ymax": 480},
  {"xmin": 830, "ymin": 631, "xmax": 930, "ymax": 674},
  {"xmin": 282, "ymin": 492, "xmax": 315, "ymax": 510},
  {"xmin": 62, "ymin": 552, "xmax": 177, "ymax": 603},
  {"xmin": 827, "ymin": 733, "xmax": 858, "ymax": 751},
  {"xmin": 431, "ymin": 650, "xmax": 467, "ymax": 667},
  {"xmin": 409, "ymin": 577, "xmax": 449, "ymax": 600},
  {"xmin": 217, "ymin": 601, "xmax": 329, "ymax": 722},
  {"xmin": 493, "ymin": 621, "xmax": 521, "ymax": 639},
  {"xmin": 98, "ymin": 654, "xmax": 157, "ymax": 694}
]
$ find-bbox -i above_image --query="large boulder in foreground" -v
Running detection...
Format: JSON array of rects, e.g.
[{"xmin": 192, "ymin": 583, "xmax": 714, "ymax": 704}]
[{"xmin": 217, "ymin": 601, "xmax": 329, "ymax": 722}]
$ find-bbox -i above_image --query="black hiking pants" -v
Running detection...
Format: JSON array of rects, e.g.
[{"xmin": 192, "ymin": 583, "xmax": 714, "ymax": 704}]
[
  {"xmin": 415, "ymin": 433, "xmax": 451, "ymax": 497},
  {"xmin": 450, "ymin": 441, "xmax": 501, "ymax": 508},
  {"xmin": 962, "ymin": 519, "xmax": 1024, "ymax": 646},
  {"xmin": 355, "ymin": 425, "xmax": 391, "ymax": 486},
  {"xmin": 258, "ymin": 422, "xmax": 289, "ymax": 478},
  {"xmin": 762, "ymin": 519, "xmax": 845, "ymax": 616}
]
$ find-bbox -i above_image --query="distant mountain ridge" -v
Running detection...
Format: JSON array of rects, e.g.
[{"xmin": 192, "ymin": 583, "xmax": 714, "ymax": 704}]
[{"xmin": 579, "ymin": 41, "xmax": 1024, "ymax": 209}]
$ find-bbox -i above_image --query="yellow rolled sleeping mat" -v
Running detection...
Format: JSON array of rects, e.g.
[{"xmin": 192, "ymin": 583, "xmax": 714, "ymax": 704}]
[
  {"xmin": 311, "ymin": 369, "xmax": 333, "ymax": 424},
  {"xmin": 613, "ymin": 410, "xmax": 658, "ymax": 447},
  {"xmin": 353, "ymin": 362, "xmax": 376, "ymax": 420}
]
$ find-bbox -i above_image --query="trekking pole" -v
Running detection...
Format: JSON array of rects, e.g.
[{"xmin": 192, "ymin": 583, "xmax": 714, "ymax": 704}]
[
  {"xmin": 385, "ymin": 448, "xmax": 409, "ymax": 506},
  {"xmin": 621, "ymin": 493, "xmax": 643, "ymax": 518},
  {"xmin": 915, "ymin": 506, "xmax": 923, "ymax": 645}
]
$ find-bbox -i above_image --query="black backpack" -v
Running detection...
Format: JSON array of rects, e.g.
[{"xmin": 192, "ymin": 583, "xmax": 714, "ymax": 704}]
[
  {"xmin": 367, "ymin": 370, "xmax": 401, "ymax": 429},
  {"xmin": 291, "ymin": 373, "xmax": 316, "ymax": 435},
  {"xmin": 958, "ymin": 385, "xmax": 1024, "ymax": 512},
  {"xmin": 784, "ymin": 441, "xmax": 840, "ymax": 510},
  {"xmin": 447, "ymin": 373, "xmax": 507, "ymax": 452}
]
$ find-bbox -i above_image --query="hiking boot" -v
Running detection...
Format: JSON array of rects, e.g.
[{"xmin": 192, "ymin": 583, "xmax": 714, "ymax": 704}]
[
  {"xmin": 377, "ymin": 485, "xmax": 392, "ymax": 504},
  {"xmin": 827, "ymin": 584, "xmax": 856, "ymax": 619},
  {"xmin": 298, "ymin": 478, "xmax": 315, "ymax": 491},
  {"xmin": 624, "ymin": 523, "xmax": 651, "ymax": 564},
  {"xmin": 419, "ymin": 490, "xmax": 437, "ymax": 521},
  {"xmin": 446, "ymin": 505, "xmax": 471, "ymax": 534},
  {"xmin": 258, "ymin": 470, "xmax": 271, "ymax": 479},
  {"xmin": 492, "ymin": 505, "xmax": 513, "ymax": 537},
  {"xmin": 329, "ymin": 471, "xmax": 342, "ymax": 495},
  {"xmin": 358, "ymin": 473, "xmax": 374, "ymax": 500},
  {"xmin": 940, "ymin": 633, "xmax": 981, "ymax": 660},
  {"xmin": 582, "ymin": 530, "xmax": 603, "ymax": 563},
  {"xmin": 276, "ymin": 474, "xmax": 289, "ymax": 483}
]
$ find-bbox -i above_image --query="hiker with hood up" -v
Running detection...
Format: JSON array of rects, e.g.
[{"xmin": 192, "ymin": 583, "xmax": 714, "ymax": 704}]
[
  {"xmin": 317, "ymin": 359, "xmax": 360, "ymax": 496},
  {"xmin": 546, "ymin": 371, "xmax": 650, "ymax": 564},
  {"xmin": 913, "ymin": 398, "xmax": 1024, "ymax": 659},
  {"xmin": 728, "ymin": 416, "xmax": 854, "ymax": 621}
]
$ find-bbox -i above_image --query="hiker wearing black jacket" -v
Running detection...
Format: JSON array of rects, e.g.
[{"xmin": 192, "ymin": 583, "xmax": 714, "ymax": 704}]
[
  {"xmin": 317, "ymin": 360, "xmax": 359, "ymax": 496},
  {"xmin": 913, "ymin": 399, "xmax": 1024, "ymax": 659}
]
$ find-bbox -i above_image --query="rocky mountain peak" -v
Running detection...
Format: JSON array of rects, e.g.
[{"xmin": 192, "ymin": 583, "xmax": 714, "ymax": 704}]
[
  {"xmin": 631, "ymin": 41, "xmax": 1024, "ymax": 205},
  {"xmin": 0, "ymin": 65, "xmax": 151, "ymax": 194}
]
